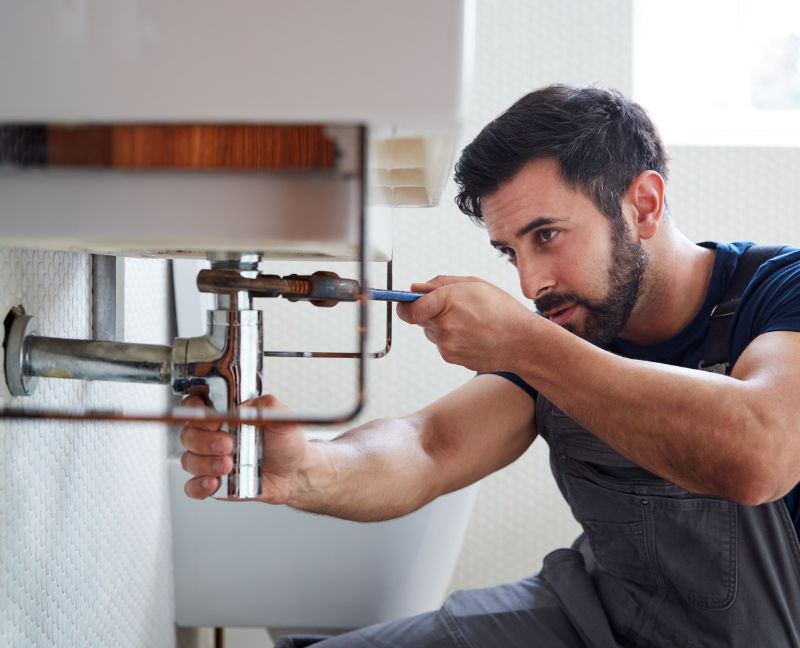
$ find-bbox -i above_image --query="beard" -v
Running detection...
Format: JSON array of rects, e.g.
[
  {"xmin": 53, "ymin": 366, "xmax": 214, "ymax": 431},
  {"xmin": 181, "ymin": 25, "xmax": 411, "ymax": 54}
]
[{"xmin": 534, "ymin": 229, "xmax": 647, "ymax": 349}]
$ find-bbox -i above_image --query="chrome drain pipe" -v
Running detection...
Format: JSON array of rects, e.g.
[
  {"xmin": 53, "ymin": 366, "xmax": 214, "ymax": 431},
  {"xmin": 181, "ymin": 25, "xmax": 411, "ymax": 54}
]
[
  {"xmin": 171, "ymin": 295, "xmax": 264, "ymax": 498},
  {"xmin": 28, "ymin": 337, "xmax": 173, "ymax": 385}
]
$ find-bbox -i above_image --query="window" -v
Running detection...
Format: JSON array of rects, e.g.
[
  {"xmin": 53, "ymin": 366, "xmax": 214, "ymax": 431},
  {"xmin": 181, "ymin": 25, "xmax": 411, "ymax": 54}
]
[{"xmin": 633, "ymin": 0, "xmax": 800, "ymax": 146}]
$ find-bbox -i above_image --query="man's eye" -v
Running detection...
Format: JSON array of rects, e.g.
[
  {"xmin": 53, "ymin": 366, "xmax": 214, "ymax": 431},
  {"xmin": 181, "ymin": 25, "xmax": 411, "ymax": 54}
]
[
  {"xmin": 538, "ymin": 229, "xmax": 558, "ymax": 244},
  {"xmin": 498, "ymin": 247, "xmax": 516, "ymax": 259}
]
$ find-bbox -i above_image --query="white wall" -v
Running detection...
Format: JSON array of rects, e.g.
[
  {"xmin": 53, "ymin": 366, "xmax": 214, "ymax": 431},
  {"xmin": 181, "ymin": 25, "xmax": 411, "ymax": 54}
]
[{"xmin": 668, "ymin": 146, "xmax": 800, "ymax": 248}]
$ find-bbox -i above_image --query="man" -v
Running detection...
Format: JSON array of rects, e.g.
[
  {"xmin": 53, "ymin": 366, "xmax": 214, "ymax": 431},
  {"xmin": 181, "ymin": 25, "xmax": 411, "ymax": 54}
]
[{"xmin": 180, "ymin": 85, "xmax": 800, "ymax": 647}]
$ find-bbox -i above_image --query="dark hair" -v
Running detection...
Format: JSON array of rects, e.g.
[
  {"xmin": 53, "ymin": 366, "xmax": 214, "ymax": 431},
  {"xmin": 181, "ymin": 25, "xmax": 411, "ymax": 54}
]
[{"xmin": 454, "ymin": 84, "xmax": 669, "ymax": 230}]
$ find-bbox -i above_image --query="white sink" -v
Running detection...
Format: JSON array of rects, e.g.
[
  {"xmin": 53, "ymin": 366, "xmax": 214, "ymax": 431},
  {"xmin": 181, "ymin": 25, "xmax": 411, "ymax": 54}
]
[{"xmin": 168, "ymin": 460, "xmax": 477, "ymax": 629}]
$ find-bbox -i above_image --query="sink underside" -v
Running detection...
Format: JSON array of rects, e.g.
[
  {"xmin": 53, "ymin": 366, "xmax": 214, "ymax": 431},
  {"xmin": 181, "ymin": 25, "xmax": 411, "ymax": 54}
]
[{"xmin": 0, "ymin": 170, "xmax": 393, "ymax": 262}]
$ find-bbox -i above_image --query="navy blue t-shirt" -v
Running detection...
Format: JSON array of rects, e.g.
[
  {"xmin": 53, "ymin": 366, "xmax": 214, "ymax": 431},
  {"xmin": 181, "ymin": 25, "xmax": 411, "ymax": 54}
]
[{"xmin": 489, "ymin": 241, "xmax": 800, "ymax": 537}]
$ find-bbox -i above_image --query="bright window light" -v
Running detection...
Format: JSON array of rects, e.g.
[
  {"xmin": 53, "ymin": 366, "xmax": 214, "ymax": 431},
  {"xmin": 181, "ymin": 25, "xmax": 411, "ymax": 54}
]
[{"xmin": 633, "ymin": 0, "xmax": 800, "ymax": 146}]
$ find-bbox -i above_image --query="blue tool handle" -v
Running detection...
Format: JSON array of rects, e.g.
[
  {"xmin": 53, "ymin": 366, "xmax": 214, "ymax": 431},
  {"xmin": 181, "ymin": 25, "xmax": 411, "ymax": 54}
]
[{"xmin": 368, "ymin": 289, "xmax": 424, "ymax": 302}]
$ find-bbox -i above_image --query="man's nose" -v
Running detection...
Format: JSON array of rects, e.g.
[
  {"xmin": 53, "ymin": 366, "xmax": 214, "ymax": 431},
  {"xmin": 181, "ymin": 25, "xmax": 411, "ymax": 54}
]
[{"xmin": 517, "ymin": 256, "xmax": 555, "ymax": 301}]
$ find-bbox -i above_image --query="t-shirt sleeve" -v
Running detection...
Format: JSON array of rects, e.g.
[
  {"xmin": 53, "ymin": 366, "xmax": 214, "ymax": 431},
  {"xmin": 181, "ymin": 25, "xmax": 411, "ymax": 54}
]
[
  {"xmin": 731, "ymin": 249, "xmax": 800, "ymax": 362},
  {"xmin": 476, "ymin": 371, "xmax": 538, "ymax": 401}
]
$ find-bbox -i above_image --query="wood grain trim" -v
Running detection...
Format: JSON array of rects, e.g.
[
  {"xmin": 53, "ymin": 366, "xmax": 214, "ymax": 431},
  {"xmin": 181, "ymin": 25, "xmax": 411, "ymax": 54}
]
[{"xmin": 46, "ymin": 125, "xmax": 335, "ymax": 170}]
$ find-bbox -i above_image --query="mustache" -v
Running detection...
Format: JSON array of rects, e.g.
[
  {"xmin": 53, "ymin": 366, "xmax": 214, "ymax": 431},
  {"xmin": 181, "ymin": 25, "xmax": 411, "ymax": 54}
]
[{"xmin": 535, "ymin": 290, "xmax": 594, "ymax": 315}]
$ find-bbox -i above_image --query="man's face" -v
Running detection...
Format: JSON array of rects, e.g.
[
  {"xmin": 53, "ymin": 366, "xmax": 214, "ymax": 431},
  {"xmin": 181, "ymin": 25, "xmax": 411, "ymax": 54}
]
[{"xmin": 481, "ymin": 159, "xmax": 645, "ymax": 348}]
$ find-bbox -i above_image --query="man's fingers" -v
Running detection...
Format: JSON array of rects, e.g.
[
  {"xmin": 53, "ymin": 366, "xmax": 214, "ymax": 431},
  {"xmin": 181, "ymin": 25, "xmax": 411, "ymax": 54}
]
[
  {"xmin": 180, "ymin": 394, "xmax": 209, "ymax": 409},
  {"xmin": 180, "ymin": 425, "xmax": 232, "ymax": 456},
  {"xmin": 242, "ymin": 394, "xmax": 289, "ymax": 411},
  {"xmin": 400, "ymin": 276, "xmax": 490, "ymax": 324},
  {"xmin": 410, "ymin": 275, "xmax": 484, "ymax": 293},
  {"xmin": 240, "ymin": 394, "xmax": 299, "ymax": 432},
  {"xmin": 397, "ymin": 290, "xmax": 447, "ymax": 325},
  {"xmin": 184, "ymin": 475, "xmax": 221, "ymax": 500},
  {"xmin": 179, "ymin": 394, "xmax": 222, "ymax": 431},
  {"xmin": 181, "ymin": 451, "xmax": 233, "ymax": 478}
]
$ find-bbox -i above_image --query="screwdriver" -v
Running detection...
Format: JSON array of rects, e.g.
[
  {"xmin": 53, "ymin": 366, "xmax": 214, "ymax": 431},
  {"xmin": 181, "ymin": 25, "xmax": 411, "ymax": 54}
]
[{"xmin": 367, "ymin": 289, "xmax": 424, "ymax": 302}]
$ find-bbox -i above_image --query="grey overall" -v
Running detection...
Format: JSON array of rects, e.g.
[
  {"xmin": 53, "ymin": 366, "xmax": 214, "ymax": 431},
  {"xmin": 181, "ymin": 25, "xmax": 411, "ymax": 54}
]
[
  {"xmin": 280, "ymin": 395, "xmax": 800, "ymax": 647},
  {"xmin": 531, "ymin": 394, "xmax": 800, "ymax": 647}
]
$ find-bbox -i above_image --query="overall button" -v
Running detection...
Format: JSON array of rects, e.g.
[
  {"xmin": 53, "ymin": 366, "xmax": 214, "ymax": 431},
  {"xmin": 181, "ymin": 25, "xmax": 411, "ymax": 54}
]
[{"xmin": 640, "ymin": 499, "xmax": 649, "ymax": 505}]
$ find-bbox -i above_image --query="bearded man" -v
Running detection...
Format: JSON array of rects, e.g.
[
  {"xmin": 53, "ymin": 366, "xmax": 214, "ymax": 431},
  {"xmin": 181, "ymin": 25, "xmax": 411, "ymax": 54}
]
[{"xmin": 180, "ymin": 85, "xmax": 800, "ymax": 647}]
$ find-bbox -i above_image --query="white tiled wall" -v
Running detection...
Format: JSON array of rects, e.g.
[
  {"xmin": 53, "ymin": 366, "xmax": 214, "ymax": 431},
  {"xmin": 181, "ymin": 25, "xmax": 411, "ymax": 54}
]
[
  {"xmin": 668, "ymin": 146, "xmax": 800, "ymax": 248},
  {"xmin": 0, "ymin": 252, "xmax": 176, "ymax": 647}
]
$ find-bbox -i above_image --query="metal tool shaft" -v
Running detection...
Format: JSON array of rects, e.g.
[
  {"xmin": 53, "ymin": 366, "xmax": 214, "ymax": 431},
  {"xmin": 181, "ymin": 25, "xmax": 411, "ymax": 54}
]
[{"xmin": 198, "ymin": 268, "xmax": 423, "ymax": 304}]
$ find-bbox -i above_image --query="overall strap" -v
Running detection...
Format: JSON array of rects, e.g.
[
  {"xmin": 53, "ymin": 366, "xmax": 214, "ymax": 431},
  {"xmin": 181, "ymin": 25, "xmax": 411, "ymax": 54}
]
[{"xmin": 699, "ymin": 243, "xmax": 786, "ymax": 374}]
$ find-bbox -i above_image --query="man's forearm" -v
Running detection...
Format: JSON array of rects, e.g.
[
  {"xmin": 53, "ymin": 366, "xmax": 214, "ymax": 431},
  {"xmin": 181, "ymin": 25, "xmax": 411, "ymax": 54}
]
[
  {"xmin": 285, "ymin": 417, "xmax": 443, "ymax": 522},
  {"xmin": 282, "ymin": 374, "xmax": 538, "ymax": 521},
  {"xmin": 511, "ymin": 316, "xmax": 776, "ymax": 503}
]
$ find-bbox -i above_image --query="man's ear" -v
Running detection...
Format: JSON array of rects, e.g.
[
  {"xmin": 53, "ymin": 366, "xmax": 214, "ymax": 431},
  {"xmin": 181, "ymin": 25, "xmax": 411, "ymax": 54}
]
[{"xmin": 625, "ymin": 170, "xmax": 665, "ymax": 240}]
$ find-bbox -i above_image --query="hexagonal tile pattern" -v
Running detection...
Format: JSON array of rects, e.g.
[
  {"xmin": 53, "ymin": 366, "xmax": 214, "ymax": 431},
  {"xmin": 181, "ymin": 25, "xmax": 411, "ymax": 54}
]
[{"xmin": 0, "ymin": 249, "xmax": 175, "ymax": 647}]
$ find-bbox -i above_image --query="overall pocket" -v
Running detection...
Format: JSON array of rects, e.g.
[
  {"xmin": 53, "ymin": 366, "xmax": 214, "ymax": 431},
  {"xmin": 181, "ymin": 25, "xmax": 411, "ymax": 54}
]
[
  {"xmin": 648, "ymin": 495, "xmax": 738, "ymax": 611},
  {"xmin": 566, "ymin": 469, "xmax": 739, "ymax": 611},
  {"xmin": 567, "ymin": 475, "xmax": 657, "ymax": 586}
]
